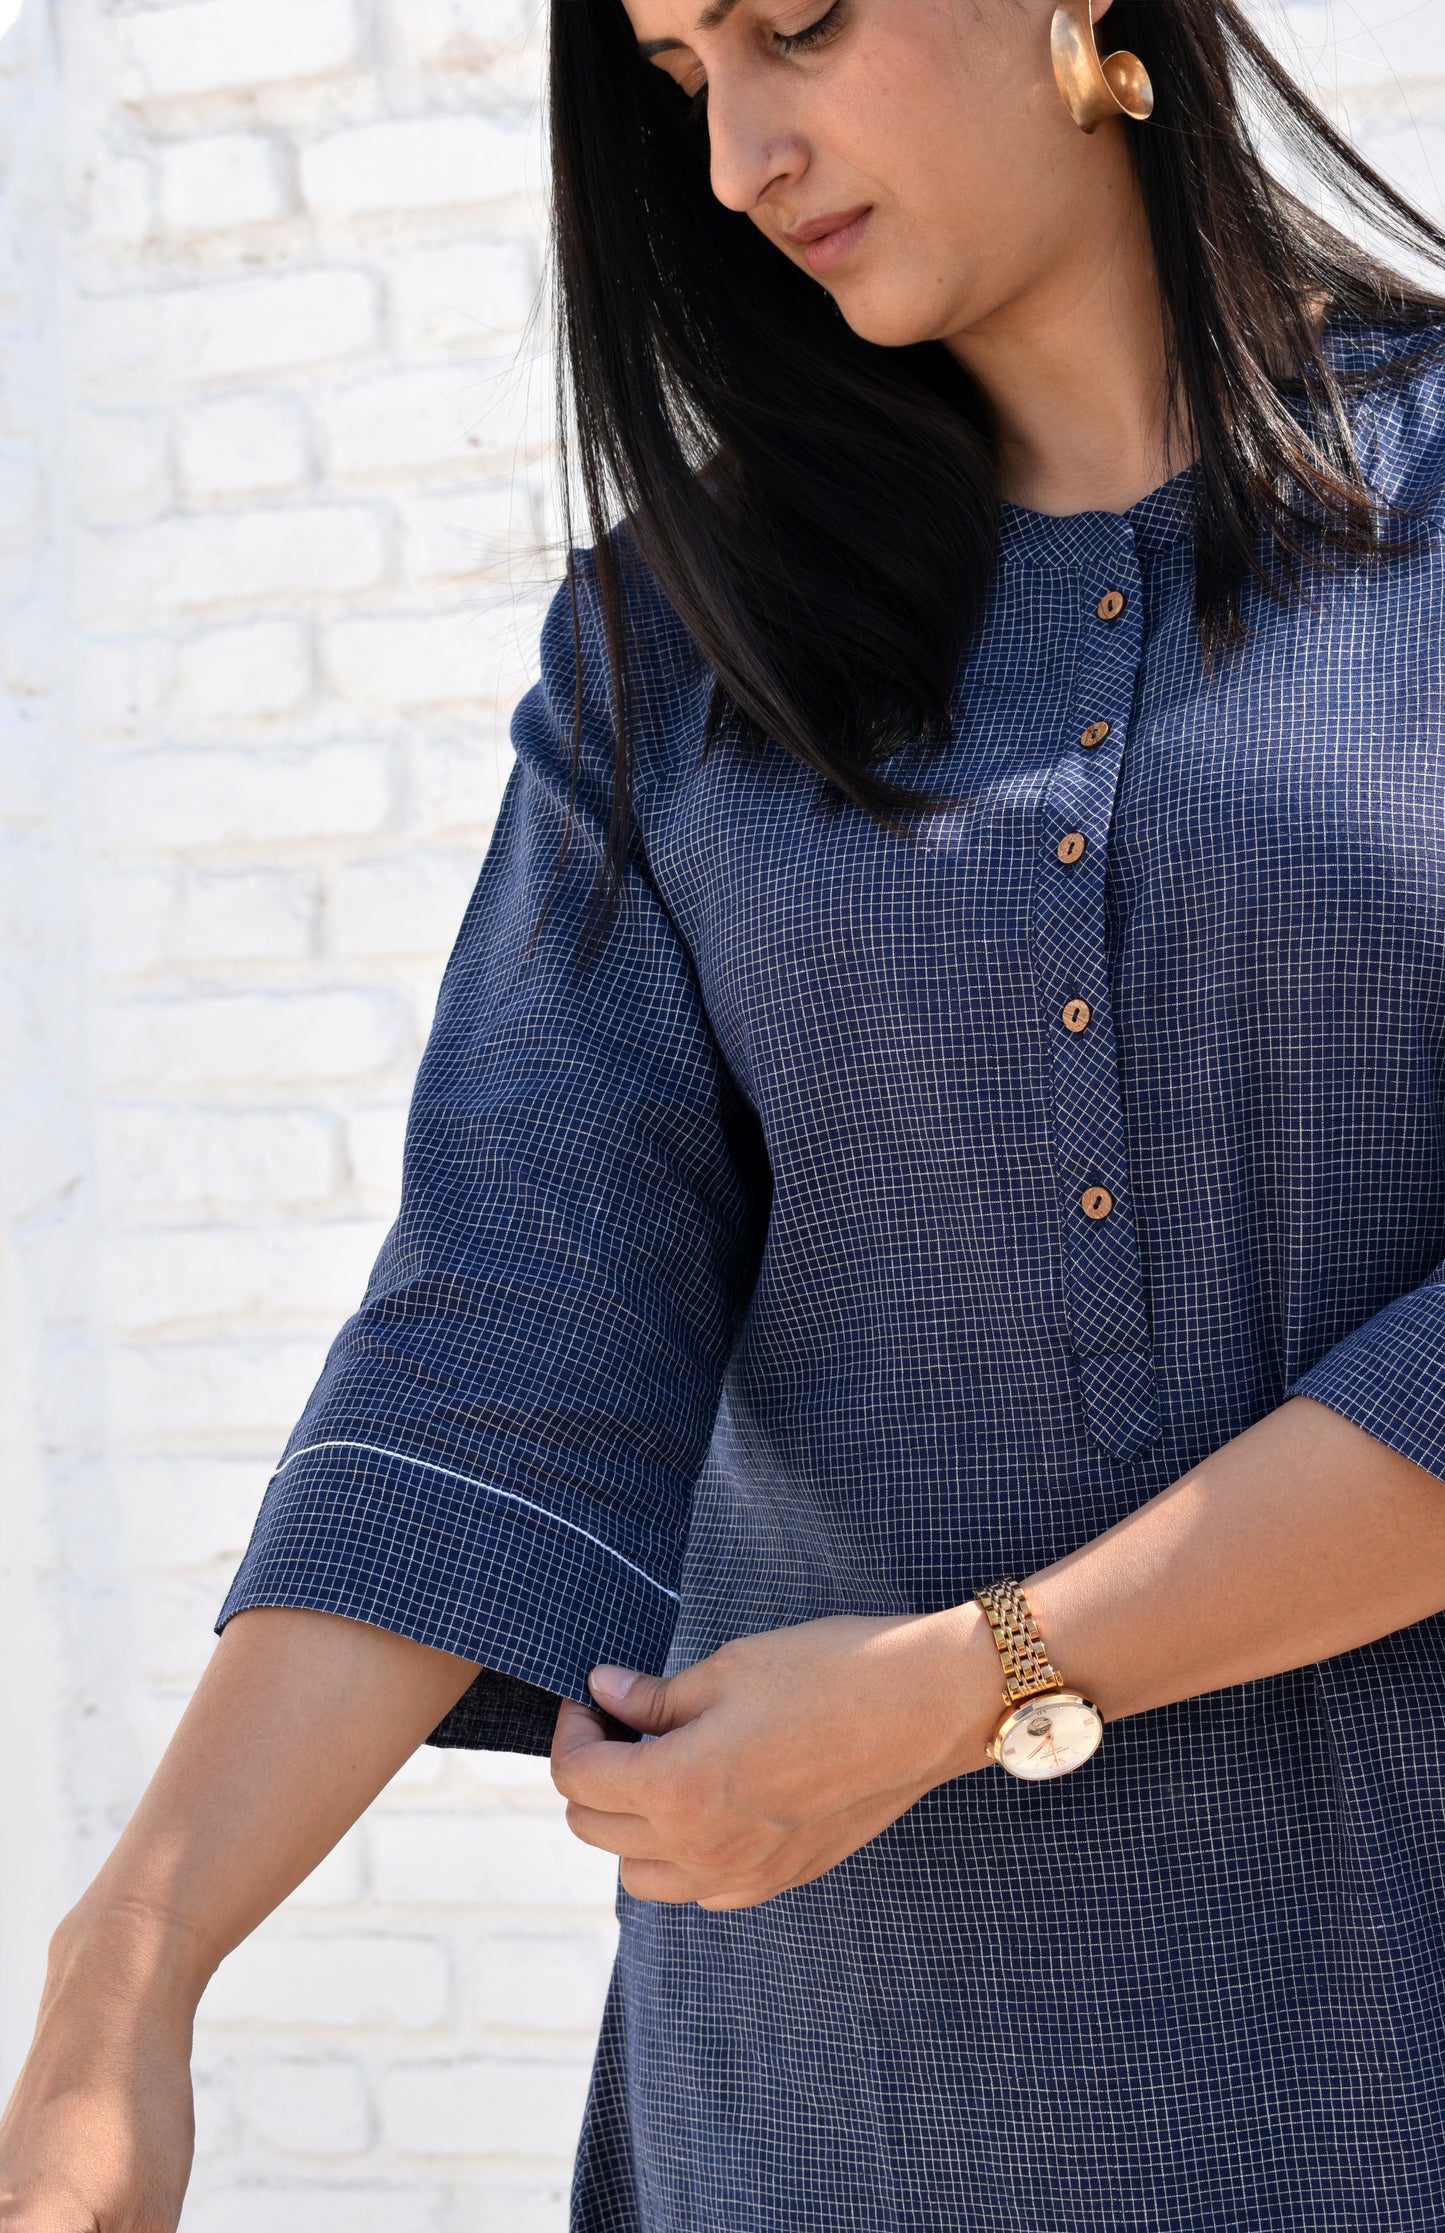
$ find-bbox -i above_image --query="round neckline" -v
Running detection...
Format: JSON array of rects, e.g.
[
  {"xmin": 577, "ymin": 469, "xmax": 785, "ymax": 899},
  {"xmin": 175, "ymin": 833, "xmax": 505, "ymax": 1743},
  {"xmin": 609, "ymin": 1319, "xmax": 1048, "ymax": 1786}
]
[
  {"xmin": 997, "ymin": 457, "xmax": 1199, "ymax": 566},
  {"xmin": 992, "ymin": 310, "xmax": 1445, "ymax": 570}
]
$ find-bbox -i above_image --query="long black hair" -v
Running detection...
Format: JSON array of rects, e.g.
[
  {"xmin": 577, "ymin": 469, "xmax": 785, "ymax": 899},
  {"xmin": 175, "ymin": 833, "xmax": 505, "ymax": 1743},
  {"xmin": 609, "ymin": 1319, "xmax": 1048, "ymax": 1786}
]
[{"xmin": 548, "ymin": 0, "xmax": 1445, "ymax": 891}]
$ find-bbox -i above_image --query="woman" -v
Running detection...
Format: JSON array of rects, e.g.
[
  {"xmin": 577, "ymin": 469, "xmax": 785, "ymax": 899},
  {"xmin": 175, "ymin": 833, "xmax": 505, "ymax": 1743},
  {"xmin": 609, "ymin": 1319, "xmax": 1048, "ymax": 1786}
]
[{"xmin": 7, "ymin": 0, "xmax": 1445, "ymax": 2224}]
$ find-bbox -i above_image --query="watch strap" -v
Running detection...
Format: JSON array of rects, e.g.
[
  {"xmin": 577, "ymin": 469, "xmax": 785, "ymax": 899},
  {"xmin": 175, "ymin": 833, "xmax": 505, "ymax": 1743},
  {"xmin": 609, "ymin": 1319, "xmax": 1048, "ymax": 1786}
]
[{"xmin": 974, "ymin": 1578, "xmax": 1065, "ymax": 1705}]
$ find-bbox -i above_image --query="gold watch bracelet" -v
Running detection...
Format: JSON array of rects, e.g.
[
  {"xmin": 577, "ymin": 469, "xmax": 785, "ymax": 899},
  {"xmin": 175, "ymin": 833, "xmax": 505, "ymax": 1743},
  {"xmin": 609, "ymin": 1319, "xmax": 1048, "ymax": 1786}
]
[{"xmin": 973, "ymin": 1577, "xmax": 1066, "ymax": 1705}]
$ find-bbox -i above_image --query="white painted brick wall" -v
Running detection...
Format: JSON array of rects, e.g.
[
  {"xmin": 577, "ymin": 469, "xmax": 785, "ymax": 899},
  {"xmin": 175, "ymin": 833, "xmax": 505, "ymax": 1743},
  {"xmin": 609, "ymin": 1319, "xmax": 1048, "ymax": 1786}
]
[
  {"xmin": 0, "ymin": 1, "xmax": 1439, "ymax": 2225},
  {"xmin": 177, "ymin": 395, "xmax": 314, "ymax": 501},
  {"xmin": 159, "ymin": 135, "xmax": 294, "ymax": 234},
  {"xmin": 118, "ymin": 0, "xmax": 366, "ymax": 105}
]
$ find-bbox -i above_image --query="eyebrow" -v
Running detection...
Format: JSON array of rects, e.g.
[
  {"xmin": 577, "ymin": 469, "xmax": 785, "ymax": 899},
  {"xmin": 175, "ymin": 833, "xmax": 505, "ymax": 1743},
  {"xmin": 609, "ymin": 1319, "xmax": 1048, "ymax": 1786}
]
[{"xmin": 638, "ymin": 0, "xmax": 743, "ymax": 55}]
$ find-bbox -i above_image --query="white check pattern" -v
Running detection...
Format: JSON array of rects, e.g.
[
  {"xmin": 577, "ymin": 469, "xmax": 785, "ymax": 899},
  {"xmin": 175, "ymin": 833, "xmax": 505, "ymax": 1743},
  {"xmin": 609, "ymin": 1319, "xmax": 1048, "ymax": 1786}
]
[{"xmin": 221, "ymin": 315, "xmax": 1445, "ymax": 2228}]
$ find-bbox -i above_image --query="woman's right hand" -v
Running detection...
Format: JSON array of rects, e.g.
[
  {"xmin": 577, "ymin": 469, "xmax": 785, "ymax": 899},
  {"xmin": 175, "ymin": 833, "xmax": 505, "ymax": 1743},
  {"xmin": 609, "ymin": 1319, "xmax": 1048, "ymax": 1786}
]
[
  {"xmin": 0, "ymin": 1913, "xmax": 201, "ymax": 2233},
  {"xmin": 0, "ymin": 2052, "xmax": 194, "ymax": 2233},
  {"xmin": 1, "ymin": 1608, "xmax": 482, "ymax": 2232}
]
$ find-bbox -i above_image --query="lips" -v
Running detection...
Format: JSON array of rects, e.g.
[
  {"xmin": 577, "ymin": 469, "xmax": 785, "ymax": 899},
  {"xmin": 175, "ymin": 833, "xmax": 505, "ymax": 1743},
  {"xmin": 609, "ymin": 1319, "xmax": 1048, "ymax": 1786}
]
[{"xmin": 784, "ymin": 204, "xmax": 873, "ymax": 276}]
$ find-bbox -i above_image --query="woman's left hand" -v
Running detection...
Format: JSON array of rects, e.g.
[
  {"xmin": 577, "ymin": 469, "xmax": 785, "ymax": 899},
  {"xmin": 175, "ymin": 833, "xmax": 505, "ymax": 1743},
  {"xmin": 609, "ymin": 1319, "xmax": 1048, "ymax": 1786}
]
[
  {"xmin": 555, "ymin": 1400, "xmax": 1445, "ymax": 1910},
  {"xmin": 550, "ymin": 1609, "xmax": 998, "ymax": 1910}
]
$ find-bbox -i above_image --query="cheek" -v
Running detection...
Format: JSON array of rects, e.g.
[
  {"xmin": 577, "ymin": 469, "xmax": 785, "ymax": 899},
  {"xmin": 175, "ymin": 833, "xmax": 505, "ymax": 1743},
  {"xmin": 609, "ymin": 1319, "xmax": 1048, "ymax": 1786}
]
[
  {"xmin": 813, "ymin": 41, "xmax": 1053, "ymax": 318},
  {"xmin": 830, "ymin": 5, "xmax": 1015, "ymax": 185},
  {"xmin": 820, "ymin": 153, "xmax": 1030, "ymax": 349}
]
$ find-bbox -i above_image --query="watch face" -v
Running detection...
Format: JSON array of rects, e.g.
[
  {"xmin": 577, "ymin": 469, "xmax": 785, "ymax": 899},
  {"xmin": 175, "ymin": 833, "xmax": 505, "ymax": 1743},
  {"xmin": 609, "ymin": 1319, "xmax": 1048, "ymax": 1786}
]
[{"xmin": 995, "ymin": 1694, "xmax": 1103, "ymax": 1781}]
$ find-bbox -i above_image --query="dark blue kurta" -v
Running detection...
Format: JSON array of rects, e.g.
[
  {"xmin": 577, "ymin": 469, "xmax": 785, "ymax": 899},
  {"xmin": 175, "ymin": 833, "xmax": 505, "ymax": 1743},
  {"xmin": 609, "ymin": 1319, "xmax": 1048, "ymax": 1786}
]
[{"xmin": 220, "ymin": 316, "xmax": 1445, "ymax": 2228}]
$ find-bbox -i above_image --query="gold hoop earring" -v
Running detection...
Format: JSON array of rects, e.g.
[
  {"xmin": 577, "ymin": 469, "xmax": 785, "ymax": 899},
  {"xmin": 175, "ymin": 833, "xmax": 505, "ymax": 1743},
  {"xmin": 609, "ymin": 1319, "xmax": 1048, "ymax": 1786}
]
[{"xmin": 1050, "ymin": 0, "xmax": 1154, "ymax": 132}]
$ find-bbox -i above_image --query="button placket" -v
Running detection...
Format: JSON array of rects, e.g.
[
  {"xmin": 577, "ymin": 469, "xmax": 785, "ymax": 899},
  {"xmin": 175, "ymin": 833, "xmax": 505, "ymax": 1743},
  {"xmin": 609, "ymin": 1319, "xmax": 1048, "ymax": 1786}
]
[{"xmin": 1028, "ymin": 535, "xmax": 1160, "ymax": 1458}]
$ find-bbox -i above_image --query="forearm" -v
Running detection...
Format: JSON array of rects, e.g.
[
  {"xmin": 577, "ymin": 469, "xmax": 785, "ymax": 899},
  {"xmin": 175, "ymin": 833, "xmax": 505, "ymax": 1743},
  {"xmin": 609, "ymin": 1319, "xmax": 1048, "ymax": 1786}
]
[
  {"xmin": 559, "ymin": 1396, "xmax": 1445, "ymax": 1910},
  {"xmin": 3, "ymin": 1608, "xmax": 476, "ymax": 2224},
  {"xmin": 1017, "ymin": 1394, "xmax": 1445, "ymax": 1733},
  {"xmin": 50, "ymin": 1607, "xmax": 479, "ymax": 2008}
]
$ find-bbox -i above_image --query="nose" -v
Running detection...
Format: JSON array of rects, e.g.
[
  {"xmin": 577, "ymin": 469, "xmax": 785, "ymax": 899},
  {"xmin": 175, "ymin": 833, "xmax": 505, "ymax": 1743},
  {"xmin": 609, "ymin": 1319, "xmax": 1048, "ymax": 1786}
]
[{"xmin": 704, "ymin": 71, "xmax": 808, "ymax": 216}]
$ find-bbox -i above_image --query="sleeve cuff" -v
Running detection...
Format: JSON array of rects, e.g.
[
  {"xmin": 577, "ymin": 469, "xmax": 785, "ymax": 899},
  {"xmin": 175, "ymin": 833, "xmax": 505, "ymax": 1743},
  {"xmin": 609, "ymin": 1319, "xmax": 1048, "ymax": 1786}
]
[
  {"xmin": 215, "ymin": 1441, "xmax": 683, "ymax": 1754},
  {"xmin": 426, "ymin": 1666, "xmax": 562, "ymax": 1756},
  {"xmin": 1286, "ymin": 1274, "xmax": 1445, "ymax": 1485}
]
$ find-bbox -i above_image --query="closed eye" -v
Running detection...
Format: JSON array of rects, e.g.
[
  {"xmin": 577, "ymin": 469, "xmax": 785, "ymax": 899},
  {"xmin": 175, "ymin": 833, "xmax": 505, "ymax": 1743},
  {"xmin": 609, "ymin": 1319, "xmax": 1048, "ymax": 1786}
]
[
  {"xmin": 772, "ymin": 0, "xmax": 846, "ymax": 53},
  {"xmin": 647, "ymin": 0, "xmax": 847, "ymax": 109}
]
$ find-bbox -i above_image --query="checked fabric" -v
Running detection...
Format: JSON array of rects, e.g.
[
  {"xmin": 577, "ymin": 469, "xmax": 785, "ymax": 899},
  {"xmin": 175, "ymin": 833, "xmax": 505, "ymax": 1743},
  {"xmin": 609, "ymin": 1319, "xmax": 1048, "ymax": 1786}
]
[{"xmin": 221, "ymin": 315, "xmax": 1445, "ymax": 2230}]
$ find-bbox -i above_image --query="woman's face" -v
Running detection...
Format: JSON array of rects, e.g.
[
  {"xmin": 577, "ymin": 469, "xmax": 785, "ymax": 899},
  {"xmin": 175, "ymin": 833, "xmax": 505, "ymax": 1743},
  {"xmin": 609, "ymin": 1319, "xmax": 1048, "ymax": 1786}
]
[{"xmin": 619, "ymin": 0, "xmax": 1132, "ymax": 352}]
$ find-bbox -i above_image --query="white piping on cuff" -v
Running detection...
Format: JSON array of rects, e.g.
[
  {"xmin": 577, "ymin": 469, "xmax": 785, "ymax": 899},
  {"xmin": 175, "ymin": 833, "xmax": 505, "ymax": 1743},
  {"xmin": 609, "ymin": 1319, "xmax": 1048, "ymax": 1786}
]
[{"xmin": 270, "ymin": 1437, "xmax": 682, "ymax": 1603}]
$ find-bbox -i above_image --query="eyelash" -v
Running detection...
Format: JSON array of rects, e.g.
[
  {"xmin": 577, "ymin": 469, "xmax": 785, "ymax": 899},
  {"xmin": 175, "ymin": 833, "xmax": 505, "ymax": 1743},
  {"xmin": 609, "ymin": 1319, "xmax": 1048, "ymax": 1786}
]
[
  {"xmin": 772, "ymin": 0, "xmax": 845, "ymax": 53},
  {"xmin": 674, "ymin": 0, "xmax": 845, "ymax": 116}
]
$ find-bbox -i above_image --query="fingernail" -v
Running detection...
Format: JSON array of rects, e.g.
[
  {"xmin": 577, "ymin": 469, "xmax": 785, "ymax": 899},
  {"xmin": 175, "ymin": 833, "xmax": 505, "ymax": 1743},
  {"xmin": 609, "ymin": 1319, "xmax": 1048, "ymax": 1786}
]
[{"xmin": 589, "ymin": 1665, "xmax": 638, "ymax": 1704}]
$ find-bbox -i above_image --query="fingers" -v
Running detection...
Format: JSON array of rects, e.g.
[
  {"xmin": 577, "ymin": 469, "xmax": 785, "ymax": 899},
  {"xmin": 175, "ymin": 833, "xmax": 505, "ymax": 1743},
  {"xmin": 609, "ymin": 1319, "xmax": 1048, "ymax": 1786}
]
[
  {"xmin": 546, "ymin": 1734, "xmax": 698, "ymax": 1901},
  {"xmin": 557, "ymin": 1633, "xmax": 930, "ymax": 1910},
  {"xmin": 618, "ymin": 1857, "xmax": 707, "ymax": 1904},
  {"xmin": 563, "ymin": 1799, "xmax": 667, "ymax": 1860},
  {"xmin": 588, "ymin": 1665, "xmax": 684, "ymax": 1735},
  {"xmin": 696, "ymin": 1839, "xmax": 857, "ymax": 1910},
  {"xmin": 618, "ymin": 1855, "xmax": 793, "ymax": 1908},
  {"xmin": 631, "ymin": 1792, "xmax": 919, "ymax": 1911},
  {"xmin": 551, "ymin": 1695, "xmax": 611, "ymax": 1763},
  {"xmin": 551, "ymin": 1696, "xmax": 667, "ymax": 1813}
]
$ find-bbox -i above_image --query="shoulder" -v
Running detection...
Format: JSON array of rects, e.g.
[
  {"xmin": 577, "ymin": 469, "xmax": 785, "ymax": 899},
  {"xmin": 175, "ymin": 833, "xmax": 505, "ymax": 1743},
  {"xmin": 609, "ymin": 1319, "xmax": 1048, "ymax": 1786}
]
[
  {"xmin": 521, "ymin": 530, "xmax": 717, "ymax": 809},
  {"xmin": 1333, "ymin": 312, "xmax": 1445, "ymax": 529}
]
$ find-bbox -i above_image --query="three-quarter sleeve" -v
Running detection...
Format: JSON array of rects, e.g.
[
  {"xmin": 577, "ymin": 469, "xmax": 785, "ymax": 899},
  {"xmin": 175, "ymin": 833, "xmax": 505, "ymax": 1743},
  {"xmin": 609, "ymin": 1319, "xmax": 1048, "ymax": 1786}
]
[
  {"xmin": 1287, "ymin": 1264, "xmax": 1445, "ymax": 1485},
  {"xmin": 215, "ymin": 558, "xmax": 767, "ymax": 1753}
]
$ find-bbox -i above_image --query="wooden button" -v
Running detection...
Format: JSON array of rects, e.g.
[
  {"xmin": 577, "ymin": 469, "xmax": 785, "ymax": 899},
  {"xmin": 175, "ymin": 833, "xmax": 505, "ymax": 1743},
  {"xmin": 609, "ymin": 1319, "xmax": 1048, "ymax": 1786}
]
[
  {"xmin": 1096, "ymin": 589, "xmax": 1127, "ymax": 622},
  {"xmin": 1081, "ymin": 1185, "xmax": 1115, "ymax": 1221},
  {"xmin": 1062, "ymin": 998, "xmax": 1093, "ymax": 1034},
  {"xmin": 1056, "ymin": 831, "xmax": 1088, "ymax": 864},
  {"xmin": 1080, "ymin": 720, "xmax": 1111, "ymax": 751}
]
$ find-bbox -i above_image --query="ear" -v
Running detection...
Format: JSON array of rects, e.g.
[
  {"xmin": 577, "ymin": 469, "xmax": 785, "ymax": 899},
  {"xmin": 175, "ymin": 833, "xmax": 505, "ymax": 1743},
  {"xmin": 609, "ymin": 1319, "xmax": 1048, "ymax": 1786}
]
[{"xmin": 1046, "ymin": 0, "xmax": 1119, "ymax": 40}]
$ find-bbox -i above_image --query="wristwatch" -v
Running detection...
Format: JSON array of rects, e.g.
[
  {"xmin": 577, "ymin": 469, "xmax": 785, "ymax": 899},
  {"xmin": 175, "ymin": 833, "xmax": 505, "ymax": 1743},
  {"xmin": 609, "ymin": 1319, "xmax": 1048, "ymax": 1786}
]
[{"xmin": 973, "ymin": 1578, "xmax": 1104, "ymax": 1780}]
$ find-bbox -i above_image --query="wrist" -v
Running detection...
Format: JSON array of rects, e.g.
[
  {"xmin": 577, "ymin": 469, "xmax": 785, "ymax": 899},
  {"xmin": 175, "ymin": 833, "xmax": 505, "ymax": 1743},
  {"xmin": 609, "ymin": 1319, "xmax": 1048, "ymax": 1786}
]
[
  {"xmin": 916, "ymin": 1602, "xmax": 1009, "ymax": 1782},
  {"xmin": 45, "ymin": 1894, "xmax": 218, "ymax": 2028}
]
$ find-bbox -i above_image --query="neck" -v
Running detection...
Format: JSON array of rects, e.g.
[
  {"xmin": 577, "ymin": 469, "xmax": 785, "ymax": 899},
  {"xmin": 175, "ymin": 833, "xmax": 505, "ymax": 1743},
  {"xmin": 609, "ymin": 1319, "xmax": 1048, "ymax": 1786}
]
[{"xmin": 942, "ymin": 132, "xmax": 1192, "ymax": 517}]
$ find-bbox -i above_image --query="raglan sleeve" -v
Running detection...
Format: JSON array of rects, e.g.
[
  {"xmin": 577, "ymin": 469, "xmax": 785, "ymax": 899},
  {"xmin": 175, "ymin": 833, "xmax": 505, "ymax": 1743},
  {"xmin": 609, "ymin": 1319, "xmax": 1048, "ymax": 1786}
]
[{"xmin": 214, "ymin": 558, "xmax": 767, "ymax": 1754}]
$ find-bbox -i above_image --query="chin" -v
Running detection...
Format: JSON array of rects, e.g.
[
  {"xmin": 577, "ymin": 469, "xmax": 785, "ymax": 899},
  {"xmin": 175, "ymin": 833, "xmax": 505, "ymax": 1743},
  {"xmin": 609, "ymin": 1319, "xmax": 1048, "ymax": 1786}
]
[{"xmin": 829, "ymin": 278, "xmax": 956, "ymax": 353}]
